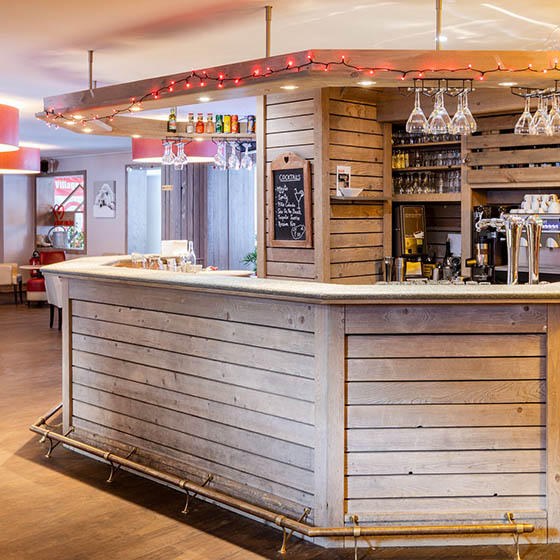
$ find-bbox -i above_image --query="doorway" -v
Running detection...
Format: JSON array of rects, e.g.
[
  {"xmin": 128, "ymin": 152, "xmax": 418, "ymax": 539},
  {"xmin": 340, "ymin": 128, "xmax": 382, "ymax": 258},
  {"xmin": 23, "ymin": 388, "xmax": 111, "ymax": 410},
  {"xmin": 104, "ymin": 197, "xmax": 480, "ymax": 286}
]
[{"xmin": 126, "ymin": 166, "xmax": 161, "ymax": 254}]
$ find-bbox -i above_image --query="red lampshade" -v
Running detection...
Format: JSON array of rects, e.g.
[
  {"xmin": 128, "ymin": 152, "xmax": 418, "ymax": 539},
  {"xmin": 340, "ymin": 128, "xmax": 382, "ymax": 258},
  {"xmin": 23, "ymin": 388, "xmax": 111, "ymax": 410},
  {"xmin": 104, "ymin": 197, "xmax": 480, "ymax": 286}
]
[
  {"xmin": 131, "ymin": 138, "xmax": 217, "ymax": 163},
  {"xmin": 0, "ymin": 104, "xmax": 20, "ymax": 152},
  {"xmin": 0, "ymin": 146, "xmax": 40, "ymax": 174}
]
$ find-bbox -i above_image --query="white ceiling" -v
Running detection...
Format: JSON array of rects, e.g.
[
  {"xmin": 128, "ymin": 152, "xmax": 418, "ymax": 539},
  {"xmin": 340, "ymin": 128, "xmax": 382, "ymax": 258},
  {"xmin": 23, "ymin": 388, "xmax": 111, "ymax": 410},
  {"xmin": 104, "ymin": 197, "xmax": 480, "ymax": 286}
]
[{"xmin": 1, "ymin": 0, "xmax": 559, "ymax": 157}]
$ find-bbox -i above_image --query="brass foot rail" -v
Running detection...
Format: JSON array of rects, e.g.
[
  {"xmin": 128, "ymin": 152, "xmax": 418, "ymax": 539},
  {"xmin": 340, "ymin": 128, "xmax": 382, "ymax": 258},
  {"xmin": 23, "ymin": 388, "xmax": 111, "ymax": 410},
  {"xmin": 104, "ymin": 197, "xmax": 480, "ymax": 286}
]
[{"xmin": 30, "ymin": 404, "xmax": 534, "ymax": 553}]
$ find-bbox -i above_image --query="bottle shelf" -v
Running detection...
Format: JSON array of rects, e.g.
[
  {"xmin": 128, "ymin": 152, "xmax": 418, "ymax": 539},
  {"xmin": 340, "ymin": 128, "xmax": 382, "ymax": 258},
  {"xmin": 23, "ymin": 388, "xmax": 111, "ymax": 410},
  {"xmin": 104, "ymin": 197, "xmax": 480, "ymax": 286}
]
[
  {"xmin": 393, "ymin": 165, "xmax": 461, "ymax": 172},
  {"xmin": 392, "ymin": 140, "xmax": 461, "ymax": 149},
  {"xmin": 163, "ymin": 132, "xmax": 256, "ymax": 140},
  {"xmin": 393, "ymin": 193, "xmax": 462, "ymax": 202}
]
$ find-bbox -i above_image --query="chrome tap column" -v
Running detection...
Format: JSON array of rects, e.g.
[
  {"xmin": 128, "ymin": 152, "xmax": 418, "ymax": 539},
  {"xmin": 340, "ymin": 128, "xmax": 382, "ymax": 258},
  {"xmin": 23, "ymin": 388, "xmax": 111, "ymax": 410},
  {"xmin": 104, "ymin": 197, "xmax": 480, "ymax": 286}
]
[
  {"xmin": 526, "ymin": 215, "xmax": 543, "ymax": 285},
  {"xmin": 504, "ymin": 215, "xmax": 524, "ymax": 285}
]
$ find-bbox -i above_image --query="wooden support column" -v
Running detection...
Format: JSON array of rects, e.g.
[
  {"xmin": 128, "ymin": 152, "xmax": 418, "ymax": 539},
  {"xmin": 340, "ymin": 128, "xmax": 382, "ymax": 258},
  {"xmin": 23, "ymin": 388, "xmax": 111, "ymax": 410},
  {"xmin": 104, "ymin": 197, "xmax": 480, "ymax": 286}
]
[
  {"xmin": 61, "ymin": 278, "xmax": 72, "ymax": 432},
  {"xmin": 382, "ymin": 122, "xmax": 393, "ymax": 260},
  {"xmin": 547, "ymin": 304, "xmax": 560, "ymax": 543},
  {"xmin": 314, "ymin": 89, "xmax": 331, "ymax": 282},
  {"xmin": 314, "ymin": 304, "xmax": 345, "ymax": 544},
  {"xmin": 257, "ymin": 96, "xmax": 267, "ymax": 278}
]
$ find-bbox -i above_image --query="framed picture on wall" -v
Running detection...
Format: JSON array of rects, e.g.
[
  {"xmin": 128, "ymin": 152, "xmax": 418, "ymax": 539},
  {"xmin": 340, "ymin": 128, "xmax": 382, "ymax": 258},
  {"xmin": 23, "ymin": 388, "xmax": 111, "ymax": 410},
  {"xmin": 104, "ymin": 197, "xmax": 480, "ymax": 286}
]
[{"xmin": 93, "ymin": 180, "xmax": 117, "ymax": 218}]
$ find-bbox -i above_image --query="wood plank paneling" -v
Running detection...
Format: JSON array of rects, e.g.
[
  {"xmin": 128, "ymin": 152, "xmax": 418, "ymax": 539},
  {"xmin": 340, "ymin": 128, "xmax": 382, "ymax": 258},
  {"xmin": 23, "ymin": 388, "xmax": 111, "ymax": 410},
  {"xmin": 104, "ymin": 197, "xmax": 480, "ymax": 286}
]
[
  {"xmin": 347, "ymin": 356, "xmax": 545, "ymax": 381},
  {"xmin": 69, "ymin": 280, "xmax": 315, "ymax": 332},
  {"xmin": 346, "ymin": 304, "xmax": 547, "ymax": 334},
  {"xmin": 347, "ymin": 333, "xmax": 546, "ymax": 358},
  {"xmin": 347, "ymin": 403, "xmax": 545, "ymax": 428}
]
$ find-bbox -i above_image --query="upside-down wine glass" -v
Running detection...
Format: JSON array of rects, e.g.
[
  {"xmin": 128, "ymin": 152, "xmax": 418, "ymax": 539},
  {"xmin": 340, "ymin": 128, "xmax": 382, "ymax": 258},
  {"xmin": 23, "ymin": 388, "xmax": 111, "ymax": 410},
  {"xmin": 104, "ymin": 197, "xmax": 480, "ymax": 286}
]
[
  {"xmin": 173, "ymin": 142, "xmax": 188, "ymax": 170},
  {"xmin": 530, "ymin": 95, "xmax": 549, "ymax": 135},
  {"xmin": 548, "ymin": 94, "xmax": 560, "ymax": 135},
  {"xmin": 514, "ymin": 97, "xmax": 533, "ymax": 135},
  {"xmin": 462, "ymin": 90, "xmax": 477, "ymax": 133},
  {"xmin": 241, "ymin": 143, "xmax": 253, "ymax": 170},
  {"xmin": 405, "ymin": 89, "xmax": 428, "ymax": 134},
  {"xmin": 214, "ymin": 141, "xmax": 227, "ymax": 169},
  {"xmin": 161, "ymin": 141, "xmax": 175, "ymax": 165},
  {"xmin": 228, "ymin": 142, "xmax": 241, "ymax": 170},
  {"xmin": 450, "ymin": 91, "xmax": 470, "ymax": 136},
  {"xmin": 428, "ymin": 90, "xmax": 451, "ymax": 135}
]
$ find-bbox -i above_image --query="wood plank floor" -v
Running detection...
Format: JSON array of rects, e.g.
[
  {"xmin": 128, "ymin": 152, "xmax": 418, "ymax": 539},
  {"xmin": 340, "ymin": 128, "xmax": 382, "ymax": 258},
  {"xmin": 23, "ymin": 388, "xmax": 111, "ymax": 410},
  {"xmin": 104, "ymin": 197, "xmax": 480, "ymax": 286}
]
[{"xmin": 1, "ymin": 303, "xmax": 559, "ymax": 560}]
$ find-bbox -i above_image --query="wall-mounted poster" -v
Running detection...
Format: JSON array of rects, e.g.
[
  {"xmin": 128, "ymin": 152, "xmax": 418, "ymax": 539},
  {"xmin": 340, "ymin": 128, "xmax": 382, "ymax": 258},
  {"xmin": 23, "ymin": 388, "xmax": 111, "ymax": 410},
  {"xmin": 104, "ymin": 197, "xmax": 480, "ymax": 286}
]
[
  {"xmin": 336, "ymin": 165, "xmax": 351, "ymax": 196},
  {"xmin": 93, "ymin": 180, "xmax": 116, "ymax": 218}
]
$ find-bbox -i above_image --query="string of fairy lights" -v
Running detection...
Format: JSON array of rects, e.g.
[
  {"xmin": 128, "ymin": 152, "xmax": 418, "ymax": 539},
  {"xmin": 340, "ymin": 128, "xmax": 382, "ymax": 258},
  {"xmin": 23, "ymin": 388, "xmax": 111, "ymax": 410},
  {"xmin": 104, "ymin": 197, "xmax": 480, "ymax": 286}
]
[{"xmin": 40, "ymin": 54, "xmax": 560, "ymax": 129}]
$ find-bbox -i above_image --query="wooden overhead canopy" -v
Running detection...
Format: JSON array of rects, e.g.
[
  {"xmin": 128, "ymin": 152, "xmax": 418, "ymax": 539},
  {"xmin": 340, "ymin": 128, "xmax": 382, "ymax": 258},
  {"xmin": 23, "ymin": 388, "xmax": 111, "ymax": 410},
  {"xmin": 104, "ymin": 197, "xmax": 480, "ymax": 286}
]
[{"xmin": 38, "ymin": 49, "xmax": 560, "ymax": 136}]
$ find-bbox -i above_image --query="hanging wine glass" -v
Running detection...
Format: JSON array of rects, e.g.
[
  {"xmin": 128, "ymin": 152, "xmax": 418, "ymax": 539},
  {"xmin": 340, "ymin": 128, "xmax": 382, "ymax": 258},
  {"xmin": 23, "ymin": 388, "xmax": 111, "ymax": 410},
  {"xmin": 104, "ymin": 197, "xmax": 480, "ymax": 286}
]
[
  {"xmin": 173, "ymin": 142, "xmax": 188, "ymax": 170},
  {"xmin": 530, "ymin": 94, "xmax": 549, "ymax": 135},
  {"xmin": 161, "ymin": 141, "xmax": 175, "ymax": 165},
  {"xmin": 450, "ymin": 91, "xmax": 470, "ymax": 136},
  {"xmin": 515, "ymin": 97, "xmax": 533, "ymax": 135},
  {"xmin": 228, "ymin": 142, "xmax": 241, "ymax": 170},
  {"xmin": 405, "ymin": 89, "xmax": 428, "ymax": 134},
  {"xmin": 241, "ymin": 143, "xmax": 253, "ymax": 170},
  {"xmin": 214, "ymin": 141, "xmax": 227, "ymax": 169},
  {"xmin": 428, "ymin": 90, "xmax": 451, "ymax": 136},
  {"xmin": 462, "ymin": 90, "xmax": 477, "ymax": 133},
  {"xmin": 548, "ymin": 94, "xmax": 560, "ymax": 135}
]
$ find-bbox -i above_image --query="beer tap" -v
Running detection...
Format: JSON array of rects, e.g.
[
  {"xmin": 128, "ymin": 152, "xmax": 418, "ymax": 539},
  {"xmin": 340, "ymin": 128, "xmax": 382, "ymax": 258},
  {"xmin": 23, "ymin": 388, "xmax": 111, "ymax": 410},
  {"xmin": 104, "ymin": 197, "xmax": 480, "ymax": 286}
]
[{"xmin": 475, "ymin": 213, "xmax": 541, "ymax": 285}]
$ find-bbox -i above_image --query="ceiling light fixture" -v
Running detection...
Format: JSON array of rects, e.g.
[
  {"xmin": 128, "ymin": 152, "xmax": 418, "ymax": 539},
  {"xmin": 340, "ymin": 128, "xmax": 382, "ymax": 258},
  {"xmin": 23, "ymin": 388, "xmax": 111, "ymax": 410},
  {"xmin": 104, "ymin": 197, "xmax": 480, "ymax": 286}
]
[
  {"xmin": 83, "ymin": 128, "xmax": 93, "ymax": 133},
  {"xmin": 0, "ymin": 146, "xmax": 40, "ymax": 174},
  {"xmin": 0, "ymin": 104, "xmax": 19, "ymax": 152},
  {"xmin": 499, "ymin": 82, "xmax": 518, "ymax": 86},
  {"xmin": 72, "ymin": 115, "xmax": 85, "ymax": 120},
  {"xmin": 199, "ymin": 96, "xmax": 211, "ymax": 102},
  {"xmin": 280, "ymin": 85, "xmax": 299, "ymax": 90},
  {"xmin": 358, "ymin": 80, "xmax": 376, "ymax": 86}
]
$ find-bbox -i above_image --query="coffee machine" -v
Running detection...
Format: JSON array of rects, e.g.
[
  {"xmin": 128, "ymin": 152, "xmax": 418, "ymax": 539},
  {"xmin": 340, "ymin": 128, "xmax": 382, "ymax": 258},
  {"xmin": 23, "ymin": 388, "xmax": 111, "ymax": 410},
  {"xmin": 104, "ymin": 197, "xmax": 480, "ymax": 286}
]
[{"xmin": 393, "ymin": 205, "xmax": 426, "ymax": 278}]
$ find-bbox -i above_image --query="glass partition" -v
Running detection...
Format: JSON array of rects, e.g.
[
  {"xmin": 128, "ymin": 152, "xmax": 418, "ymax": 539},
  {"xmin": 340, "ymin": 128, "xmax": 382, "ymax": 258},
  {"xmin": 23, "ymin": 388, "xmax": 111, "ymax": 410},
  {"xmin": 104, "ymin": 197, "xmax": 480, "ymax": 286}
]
[{"xmin": 36, "ymin": 171, "xmax": 87, "ymax": 253}]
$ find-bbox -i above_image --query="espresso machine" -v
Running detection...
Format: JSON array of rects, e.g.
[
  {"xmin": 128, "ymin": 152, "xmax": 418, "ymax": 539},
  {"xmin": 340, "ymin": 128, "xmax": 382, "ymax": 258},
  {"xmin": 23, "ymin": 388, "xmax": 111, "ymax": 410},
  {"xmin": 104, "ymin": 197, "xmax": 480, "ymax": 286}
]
[{"xmin": 466, "ymin": 206, "xmax": 498, "ymax": 282}]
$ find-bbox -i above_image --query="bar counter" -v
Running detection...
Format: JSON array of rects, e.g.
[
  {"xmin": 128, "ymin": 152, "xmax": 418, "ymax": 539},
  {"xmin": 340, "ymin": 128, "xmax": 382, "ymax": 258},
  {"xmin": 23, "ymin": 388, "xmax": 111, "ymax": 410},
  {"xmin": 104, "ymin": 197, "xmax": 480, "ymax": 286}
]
[{"xmin": 42, "ymin": 256, "xmax": 560, "ymax": 548}]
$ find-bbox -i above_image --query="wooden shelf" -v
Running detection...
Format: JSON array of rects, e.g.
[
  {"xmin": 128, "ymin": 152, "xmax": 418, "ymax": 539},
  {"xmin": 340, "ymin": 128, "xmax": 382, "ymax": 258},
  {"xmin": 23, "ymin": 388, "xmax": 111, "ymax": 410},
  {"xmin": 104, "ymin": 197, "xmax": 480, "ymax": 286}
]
[
  {"xmin": 393, "ymin": 193, "xmax": 462, "ymax": 203},
  {"xmin": 330, "ymin": 196, "xmax": 386, "ymax": 203},
  {"xmin": 165, "ymin": 132, "xmax": 256, "ymax": 140},
  {"xmin": 393, "ymin": 140, "xmax": 461, "ymax": 149},
  {"xmin": 393, "ymin": 166, "xmax": 461, "ymax": 172}
]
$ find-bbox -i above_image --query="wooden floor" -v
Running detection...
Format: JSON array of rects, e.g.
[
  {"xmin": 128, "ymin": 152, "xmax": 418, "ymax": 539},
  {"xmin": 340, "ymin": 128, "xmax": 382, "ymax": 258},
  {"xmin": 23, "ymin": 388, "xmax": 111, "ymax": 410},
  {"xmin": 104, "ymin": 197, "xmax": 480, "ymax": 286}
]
[{"xmin": 1, "ymin": 303, "xmax": 560, "ymax": 560}]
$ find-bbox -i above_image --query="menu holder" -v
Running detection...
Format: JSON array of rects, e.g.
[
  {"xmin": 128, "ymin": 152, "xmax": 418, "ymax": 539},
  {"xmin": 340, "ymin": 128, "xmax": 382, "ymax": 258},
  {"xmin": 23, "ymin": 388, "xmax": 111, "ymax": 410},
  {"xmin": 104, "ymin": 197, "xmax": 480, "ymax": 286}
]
[{"xmin": 267, "ymin": 152, "xmax": 312, "ymax": 248}]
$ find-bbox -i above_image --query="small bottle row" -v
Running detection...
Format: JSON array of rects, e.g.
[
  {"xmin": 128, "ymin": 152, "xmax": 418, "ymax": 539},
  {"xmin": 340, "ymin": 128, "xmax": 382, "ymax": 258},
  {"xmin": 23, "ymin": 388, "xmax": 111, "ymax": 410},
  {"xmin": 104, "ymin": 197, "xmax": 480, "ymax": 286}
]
[
  {"xmin": 167, "ymin": 109, "xmax": 256, "ymax": 135},
  {"xmin": 392, "ymin": 149, "xmax": 461, "ymax": 169},
  {"xmin": 394, "ymin": 170, "xmax": 461, "ymax": 194}
]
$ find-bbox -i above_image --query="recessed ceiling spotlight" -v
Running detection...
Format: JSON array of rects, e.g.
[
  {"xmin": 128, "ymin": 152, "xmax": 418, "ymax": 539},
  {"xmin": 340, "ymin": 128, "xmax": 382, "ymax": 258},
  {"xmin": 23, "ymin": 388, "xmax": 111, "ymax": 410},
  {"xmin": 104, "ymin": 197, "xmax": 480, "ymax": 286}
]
[
  {"xmin": 73, "ymin": 115, "xmax": 84, "ymax": 119},
  {"xmin": 131, "ymin": 134, "xmax": 141, "ymax": 138},
  {"xmin": 280, "ymin": 85, "xmax": 299, "ymax": 90},
  {"xmin": 437, "ymin": 35, "xmax": 448, "ymax": 42},
  {"xmin": 194, "ymin": 137, "xmax": 204, "ymax": 142},
  {"xmin": 65, "ymin": 120, "xmax": 75, "ymax": 125},
  {"xmin": 130, "ymin": 105, "xmax": 141, "ymax": 112},
  {"xmin": 499, "ymin": 82, "xmax": 518, "ymax": 86},
  {"xmin": 83, "ymin": 128, "xmax": 92, "ymax": 133},
  {"xmin": 199, "ymin": 96, "xmax": 211, "ymax": 102},
  {"xmin": 358, "ymin": 80, "xmax": 377, "ymax": 86}
]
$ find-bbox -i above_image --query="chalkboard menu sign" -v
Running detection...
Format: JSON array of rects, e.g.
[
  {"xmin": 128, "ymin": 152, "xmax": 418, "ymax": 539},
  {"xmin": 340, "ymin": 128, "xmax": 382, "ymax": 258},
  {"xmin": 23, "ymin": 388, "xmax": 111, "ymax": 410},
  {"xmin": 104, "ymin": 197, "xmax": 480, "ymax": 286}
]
[{"xmin": 267, "ymin": 152, "xmax": 312, "ymax": 248}]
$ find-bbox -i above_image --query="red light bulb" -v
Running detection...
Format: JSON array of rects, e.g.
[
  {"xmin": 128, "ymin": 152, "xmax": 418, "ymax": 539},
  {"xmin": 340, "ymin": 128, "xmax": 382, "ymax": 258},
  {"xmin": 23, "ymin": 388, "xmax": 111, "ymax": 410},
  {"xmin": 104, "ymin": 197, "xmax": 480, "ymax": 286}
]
[
  {"xmin": 234, "ymin": 78, "xmax": 240, "ymax": 85},
  {"xmin": 200, "ymin": 81, "xmax": 206, "ymax": 87},
  {"xmin": 218, "ymin": 82, "xmax": 224, "ymax": 89},
  {"xmin": 287, "ymin": 60, "xmax": 294, "ymax": 67}
]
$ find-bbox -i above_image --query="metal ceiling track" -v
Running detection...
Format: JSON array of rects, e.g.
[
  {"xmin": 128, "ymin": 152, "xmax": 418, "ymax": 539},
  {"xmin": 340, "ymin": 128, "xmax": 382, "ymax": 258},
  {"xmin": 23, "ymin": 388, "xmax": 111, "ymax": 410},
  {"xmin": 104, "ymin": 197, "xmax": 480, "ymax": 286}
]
[{"xmin": 31, "ymin": 403, "xmax": 533, "ymax": 559}]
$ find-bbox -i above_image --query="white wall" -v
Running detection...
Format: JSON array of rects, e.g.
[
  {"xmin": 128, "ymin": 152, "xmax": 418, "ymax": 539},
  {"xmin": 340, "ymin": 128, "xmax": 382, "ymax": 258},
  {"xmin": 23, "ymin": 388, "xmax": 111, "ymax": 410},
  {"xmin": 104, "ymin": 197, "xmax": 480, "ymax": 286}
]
[
  {"xmin": 2, "ymin": 175, "xmax": 35, "ymax": 265},
  {"xmin": 56, "ymin": 151, "xmax": 132, "ymax": 256}
]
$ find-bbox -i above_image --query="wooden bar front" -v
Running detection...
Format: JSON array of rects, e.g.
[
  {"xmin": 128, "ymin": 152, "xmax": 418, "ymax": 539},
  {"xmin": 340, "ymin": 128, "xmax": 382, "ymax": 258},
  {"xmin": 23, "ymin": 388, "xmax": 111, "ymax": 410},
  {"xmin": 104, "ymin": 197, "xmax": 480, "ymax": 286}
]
[{"xmin": 44, "ymin": 259, "xmax": 560, "ymax": 549}]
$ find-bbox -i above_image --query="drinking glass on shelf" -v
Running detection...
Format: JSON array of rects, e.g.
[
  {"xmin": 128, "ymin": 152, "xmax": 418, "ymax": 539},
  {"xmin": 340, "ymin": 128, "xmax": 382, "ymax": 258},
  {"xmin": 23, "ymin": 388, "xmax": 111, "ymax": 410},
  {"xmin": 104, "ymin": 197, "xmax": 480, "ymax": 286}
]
[
  {"xmin": 515, "ymin": 97, "xmax": 533, "ymax": 135},
  {"xmin": 405, "ymin": 89, "xmax": 429, "ymax": 134},
  {"xmin": 161, "ymin": 142, "xmax": 175, "ymax": 165},
  {"xmin": 173, "ymin": 142, "xmax": 188, "ymax": 170},
  {"xmin": 227, "ymin": 142, "xmax": 241, "ymax": 170},
  {"xmin": 241, "ymin": 143, "xmax": 253, "ymax": 170}
]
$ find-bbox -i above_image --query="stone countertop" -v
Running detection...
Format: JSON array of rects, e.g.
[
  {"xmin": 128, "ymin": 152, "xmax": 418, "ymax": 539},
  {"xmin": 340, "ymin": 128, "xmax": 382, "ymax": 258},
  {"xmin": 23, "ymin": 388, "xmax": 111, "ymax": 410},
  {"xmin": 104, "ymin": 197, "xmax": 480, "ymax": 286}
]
[{"xmin": 42, "ymin": 255, "xmax": 560, "ymax": 303}]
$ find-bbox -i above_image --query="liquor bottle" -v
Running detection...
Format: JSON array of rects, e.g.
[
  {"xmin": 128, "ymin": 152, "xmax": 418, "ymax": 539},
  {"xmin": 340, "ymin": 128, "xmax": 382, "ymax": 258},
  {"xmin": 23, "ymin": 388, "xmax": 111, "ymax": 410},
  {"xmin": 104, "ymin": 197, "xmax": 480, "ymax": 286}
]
[
  {"xmin": 195, "ymin": 113, "xmax": 204, "ymax": 134},
  {"xmin": 186, "ymin": 113, "xmax": 195, "ymax": 134},
  {"xmin": 187, "ymin": 241, "xmax": 196, "ymax": 266},
  {"xmin": 205, "ymin": 113, "xmax": 215, "ymax": 134},
  {"xmin": 167, "ymin": 109, "xmax": 177, "ymax": 133},
  {"xmin": 215, "ymin": 115, "xmax": 223, "ymax": 133},
  {"xmin": 443, "ymin": 240, "xmax": 453, "ymax": 280}
]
